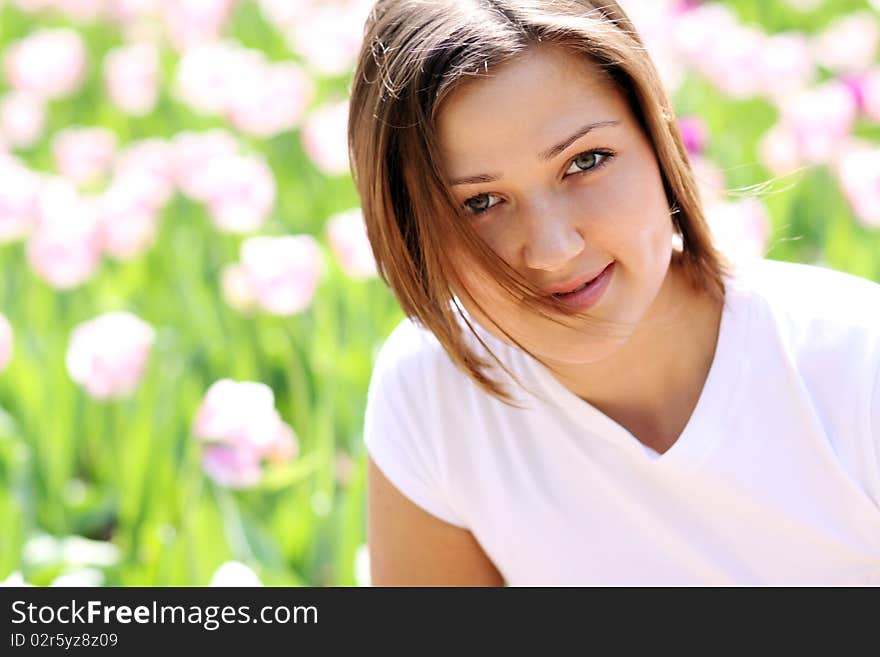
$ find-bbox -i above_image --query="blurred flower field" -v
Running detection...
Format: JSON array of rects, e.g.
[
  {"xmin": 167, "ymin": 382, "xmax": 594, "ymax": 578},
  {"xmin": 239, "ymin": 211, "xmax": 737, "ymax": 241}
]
[{"xmin": 1, "ymin": 0, "xmax": 879, "ymax": 586}]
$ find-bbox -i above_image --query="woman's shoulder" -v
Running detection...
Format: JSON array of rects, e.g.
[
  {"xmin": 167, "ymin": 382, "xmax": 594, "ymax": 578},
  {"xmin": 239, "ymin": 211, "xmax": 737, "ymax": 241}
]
[
  {"xmin": 373, "ymin": 302, "xmax": 517, "ymax": 373},
  {"xmin": 369, "ymin": 309, "xmax": 526, "ymax": 411},
  {"xmin": 731, "ymin": 258, "xmax": 880, "ymax": 332},
  {"xmin": 373, "ymin": 316, "xmax": 439, "ymax": 366},
  {"xmin": 729, "ymin": 258, "xmax": 880, "ymax": 400},
  {"xmin": 370, "ymin": 314, "xmax": 468, "ymax": 395}
]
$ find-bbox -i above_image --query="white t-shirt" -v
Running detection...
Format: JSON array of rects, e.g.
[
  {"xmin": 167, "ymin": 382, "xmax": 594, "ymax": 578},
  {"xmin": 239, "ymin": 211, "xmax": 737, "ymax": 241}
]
[{"xmin": 363, "ymin": 258, "xmax": 880, "ymax": 585}]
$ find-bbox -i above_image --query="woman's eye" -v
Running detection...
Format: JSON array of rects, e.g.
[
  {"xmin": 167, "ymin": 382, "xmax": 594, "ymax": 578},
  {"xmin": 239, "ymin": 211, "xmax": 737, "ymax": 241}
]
[
  {"xmin": 461, "ymin": 150, "xmax": 613, "ymax": 216},
  {"xmin": 565, "ymin": 150, "xmax": 610, "ymax": 176},
  {"xmin": 463, "ymin": 193, "xmax": 501, "ymax": 215}
]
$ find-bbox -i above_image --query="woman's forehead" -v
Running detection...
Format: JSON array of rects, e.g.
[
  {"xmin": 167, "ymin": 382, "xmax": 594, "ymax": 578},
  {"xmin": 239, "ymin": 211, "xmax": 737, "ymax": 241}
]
[{"xmin": 435, "ymin": 45, "xmax": 630, "ymax": 174}]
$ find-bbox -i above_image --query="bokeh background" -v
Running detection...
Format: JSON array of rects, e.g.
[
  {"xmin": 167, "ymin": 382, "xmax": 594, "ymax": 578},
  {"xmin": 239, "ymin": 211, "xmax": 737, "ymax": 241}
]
[{"xmin": 0, "ymin": 0, "xmax": 878, "ymax": 586}]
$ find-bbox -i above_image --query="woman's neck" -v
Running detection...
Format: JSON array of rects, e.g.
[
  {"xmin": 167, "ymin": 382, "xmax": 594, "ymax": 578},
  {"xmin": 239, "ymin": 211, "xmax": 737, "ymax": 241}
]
[{"xmin": 542, "ymin": 263, "xmax": 725, "ymax": 453}]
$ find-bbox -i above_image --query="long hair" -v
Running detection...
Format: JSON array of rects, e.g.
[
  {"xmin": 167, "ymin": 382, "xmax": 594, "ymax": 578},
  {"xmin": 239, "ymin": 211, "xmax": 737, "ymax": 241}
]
[{"xmin": 348, "ymin": 0, "xmax": 734, "ymax": 404}]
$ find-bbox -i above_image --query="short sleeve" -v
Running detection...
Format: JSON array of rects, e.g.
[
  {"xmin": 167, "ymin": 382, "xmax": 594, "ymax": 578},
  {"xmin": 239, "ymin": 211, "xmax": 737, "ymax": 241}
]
[
  {"xmin": 363, "ymin": 324, "xmax": 467, "ymax": 528},
  {"xmin": 872, "ymin": 355, "xmax": 880, "ymax": 458},
  {"xmin": 864, "ymin": 313, "xmax": 880, "ymax": 502}
]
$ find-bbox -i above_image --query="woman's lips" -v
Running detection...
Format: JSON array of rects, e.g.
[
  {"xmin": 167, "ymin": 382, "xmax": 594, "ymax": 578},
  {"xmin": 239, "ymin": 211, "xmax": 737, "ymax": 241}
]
[
  {"xmin": 546, "ymin": 261, "xmax": 615, "ymax": 311},
  {"xmin": 542, "ymin": 262, "xmax": 615, "ymax": 296}
]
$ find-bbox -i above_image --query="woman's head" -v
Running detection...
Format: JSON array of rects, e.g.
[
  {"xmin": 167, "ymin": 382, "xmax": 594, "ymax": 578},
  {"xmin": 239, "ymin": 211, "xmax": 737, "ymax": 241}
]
[{"xmin": 349, "ymin": 0, "xmax": 733, "ymax": 403}]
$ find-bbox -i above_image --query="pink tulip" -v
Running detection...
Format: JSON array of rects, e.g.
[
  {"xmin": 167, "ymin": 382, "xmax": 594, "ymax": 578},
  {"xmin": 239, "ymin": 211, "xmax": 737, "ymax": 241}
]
[
  {"xmin": 106, "ymin": 0, "xmax": 161, "ymax": 24},
  {"xmin": 104, "ymin": 43, "xmax": 160, "ymax": 116},
  {"xmin": 286, "ymin": 0, "xmax": 371, "ymax": 76},
  {"xmin": 301, "ymin": 100, "xmax": 351, "ymax": 176},
  {"xmin": 173, "ymin": 41, "xmax": 240, "ymax": 114},
  {"xmin": 220, "ymin": 263, "xmax": 256, "ymax": 313},
  {"xmin": 674, "ymin": 9, "xmax": 813, "ymax": 101},
  {"xmin": 0, "ymin": 91, "xmax": 46, "ymax": 149},
  {"xmin": 672, "ymin": 4, "xmax": 739, "ymax": 67},
  {"xmin": 4, "ymin": 28, "xmax": 87, "ymax": 100},
  {"xmin": 54, "ymin": 0, "xmax": 106, "ymax": 22},
  {"xmin": 0, "ymin": 313, "xmax": 13, "ymax": 373},
  {"xmin": 237, "ymin": 235, "xmax": 322, "ymax": 315},
  {"xmin": 265, "ymin": 425, "xmax": 297, "ymax": 463},
  {"xmin": 698, "ymin": 24, "xmax": 767, "ymax": 99},
  {"xmin": 646, "ymin": 38, "xmax": 685, "ymax": 94},
  {"xmin": 0, "ymin": 155, "xmax": 41, "ymax": 242},
  {"xmin": 842, "ymin": 73, "xmax": 868, "ymax": 113},
  {"xmin": 160, "ymin": 0, "xmax": 237, "ymax": 52},
  {"xmin": 225, "ymin": 61, "xmax": 313, "ymax": 138},
  {"xmin": 194, "ymin": 379, "xmax": 299, "ymax": 489},
  {"xmin": 26, "ymin": 179, "xmax": 102, "ymax": 289},
  {"xmin": 704, "ymin": 198, "xmax": 771, "ymax": 264},
  {"xmin": 859, "ymin": 68, "xmax": 880, "ymax": 122},
  {"xmin": 835, "ymin": 143, "xmax": 880, "ymax": 229},
  {"xmin": 758, "ymin": 33, "xmax": 815, "ymax": 101},
  {"xmin": 52, "ymin": 127, "xmax": 117, "ymax": 187},
  {"xmin": 812, "ymin": 12, "xmax": 879, "ymax": 75},
  {"xmin": 66, "ymin": 311, "xmax": 155, "ymax": 400},
  {"xmin": 619, "ymin": 0, "xmax": 677, "ymax": 31},
  {"xmin": 174, "ymin": 41, "xmax": 313, "ymax": 138},
  {"xmin": 758, "ymin": 122, "xmax": 803, "ymax": 176},
  {"xmin": 171, "ymin": 129, "xmax": 239, "ymax": 200},
  {"xmin": 201, "ymin": 445, "xmax": 263, "ymax": 488},
  {"xmin": 778, "ymin": 80, "xmax": 857, "ymax": 165},
  {"xmin": 114, "ymin": 139, "xmax": 175, "ymax": 210},
  {"xmin": 194, "ymin": 380, "xmax": 285, "ymax": 449},
  {"xmin": 98, "ymin": 176, "xmax": 160, "ymax": 260},
  {"xmin": 678, "ymin": 116, "xmax": 708, "ymax": 156},
  {"xmin": 200, "ymin": 154, "xmax": 275, "ymax": 233},
  {"xmin": 174, "ymin": 41, "xmax": 248, "ymax": 116},
  {"xmin": 209, "ymin": 561, "xmax": 263, "ymax": 586},
  {"xmin": 669, "ymin": 0, "xmax": 701, "ymax": 13},
  {"xmin": 257, "ymin": 0, "xmax": 313, "ymax": 31},
  {"xmin": 326, "ymin": 208, "xmax": 377, "ymax": 279},
  {"xmin": 621, "ymin": 0, "xmax": 686, "ymax": 92}
]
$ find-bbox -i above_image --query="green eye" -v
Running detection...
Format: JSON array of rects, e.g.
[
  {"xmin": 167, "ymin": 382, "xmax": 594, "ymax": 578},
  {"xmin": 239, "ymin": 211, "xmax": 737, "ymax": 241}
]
[
  {"xmin": 461, "ymin": 150, "xmax": 613, "ymax": 217},
  {"xmin": 566, "ymin": 150, "xmax": 611, "ymax": 175},
  {"xmin": 575, "ymin": 152, "xmax": 598, "ymax": 169},
  {"xmin": 463, "ymin": 193, "xmax": 499, "ymax": 215}
]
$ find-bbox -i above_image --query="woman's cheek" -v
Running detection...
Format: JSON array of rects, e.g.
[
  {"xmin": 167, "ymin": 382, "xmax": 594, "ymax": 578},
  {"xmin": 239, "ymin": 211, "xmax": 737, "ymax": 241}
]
[
  {"xmin": 595, "ymin": 164, "xmax": 663, "ymax": 236},
  {"xmin": 474, "ymin": 212, "xmax": 518, "ymax": 262},
  {"xmin": 564, "ymin": 180, "xmax": 622, "ymax": 246}
]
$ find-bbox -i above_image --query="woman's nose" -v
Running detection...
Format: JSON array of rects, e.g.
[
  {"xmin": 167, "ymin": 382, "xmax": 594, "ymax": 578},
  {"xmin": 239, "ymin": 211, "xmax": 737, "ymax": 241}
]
[{"xmin": 521, "ymin": 207, "xmax": 585, "ymax": 271}]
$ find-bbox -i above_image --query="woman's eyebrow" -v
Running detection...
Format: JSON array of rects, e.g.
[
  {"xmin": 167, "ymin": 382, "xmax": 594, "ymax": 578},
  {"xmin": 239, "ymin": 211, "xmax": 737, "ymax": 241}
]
[
  {"xmin": 538, "ymin": 119, "xmax": 620, "ymax": 161},
  {"xmin": 449, "ymin": 119, "xmax": 620, "ymax": 186}
]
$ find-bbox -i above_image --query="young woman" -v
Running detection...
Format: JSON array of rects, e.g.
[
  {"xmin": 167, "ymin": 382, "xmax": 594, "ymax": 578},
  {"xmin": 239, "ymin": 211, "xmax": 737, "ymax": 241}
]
[{"xmin": 348, "ymin": 0, "xmax": 880, "ymax": 585}]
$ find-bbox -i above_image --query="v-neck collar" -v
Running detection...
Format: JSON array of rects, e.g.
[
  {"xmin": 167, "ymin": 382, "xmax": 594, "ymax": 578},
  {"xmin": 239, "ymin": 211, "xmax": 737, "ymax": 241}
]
[{"xmin": 514, "ymin": 269, "xmax": 753, "ymax": 471}]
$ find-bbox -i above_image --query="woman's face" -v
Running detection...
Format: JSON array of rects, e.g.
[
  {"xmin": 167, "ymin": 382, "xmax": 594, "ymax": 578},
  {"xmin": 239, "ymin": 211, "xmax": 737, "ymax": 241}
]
[{"xmin": 436, "ymin": 44, "xmax": 677, "ymax": 367}]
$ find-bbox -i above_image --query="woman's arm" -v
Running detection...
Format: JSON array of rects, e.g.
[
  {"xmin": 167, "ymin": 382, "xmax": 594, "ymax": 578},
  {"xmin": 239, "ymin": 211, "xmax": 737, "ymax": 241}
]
[{"xmin": 367, "ymin": 455, "xmax": 505, "ymax": 586}]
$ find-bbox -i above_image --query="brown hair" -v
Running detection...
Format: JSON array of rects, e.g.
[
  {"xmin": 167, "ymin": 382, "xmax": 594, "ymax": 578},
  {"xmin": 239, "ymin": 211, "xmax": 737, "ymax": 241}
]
[{"xmin": 348, "ymin": 0, "xmax": 734, "ymax": 404}]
